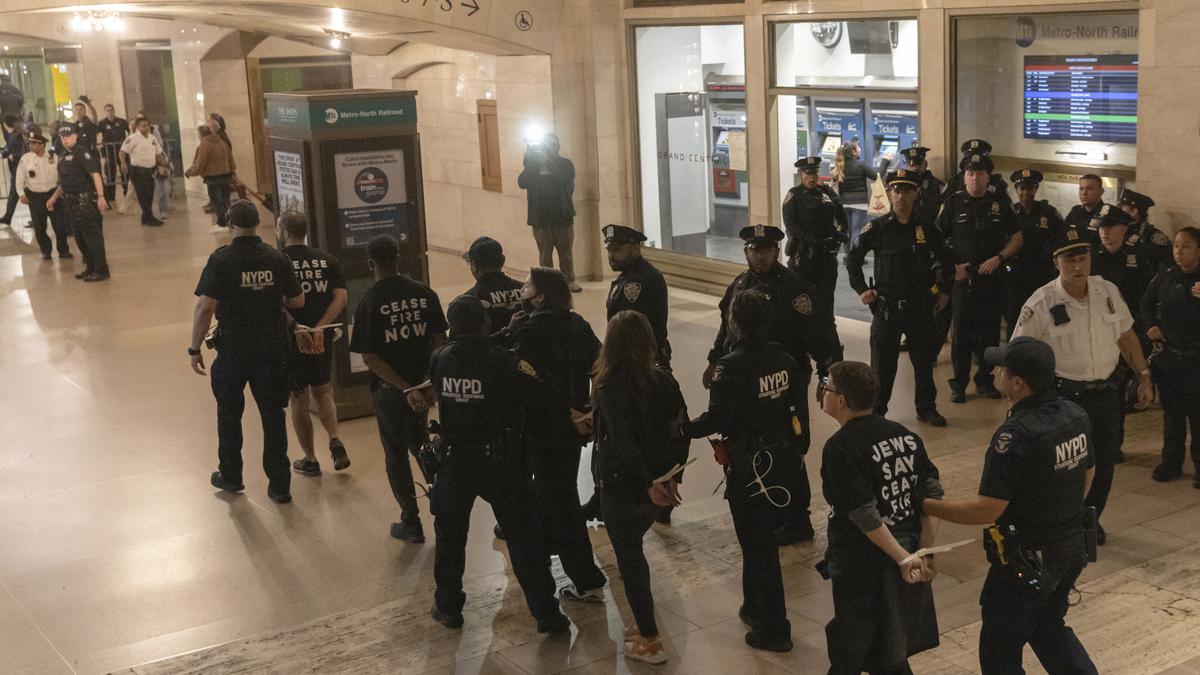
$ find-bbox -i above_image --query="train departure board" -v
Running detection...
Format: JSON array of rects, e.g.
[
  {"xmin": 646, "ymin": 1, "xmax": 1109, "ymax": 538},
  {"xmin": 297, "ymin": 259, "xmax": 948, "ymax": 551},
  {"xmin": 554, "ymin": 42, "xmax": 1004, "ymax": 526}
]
[{"xmin": 1023, "ymin": 54, "xmax": 1138, "ymax": 144}]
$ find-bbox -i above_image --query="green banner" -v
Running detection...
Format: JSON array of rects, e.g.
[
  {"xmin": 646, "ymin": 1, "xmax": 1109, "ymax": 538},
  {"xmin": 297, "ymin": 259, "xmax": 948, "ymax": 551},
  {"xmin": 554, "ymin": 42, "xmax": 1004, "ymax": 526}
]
[
  {"xmin": 309, "ymin": 97, "xmax": 417, "ymax": 129},
  {"xmin": 267, "ymin": 99, "xmax": 311, "ymax": 129}
]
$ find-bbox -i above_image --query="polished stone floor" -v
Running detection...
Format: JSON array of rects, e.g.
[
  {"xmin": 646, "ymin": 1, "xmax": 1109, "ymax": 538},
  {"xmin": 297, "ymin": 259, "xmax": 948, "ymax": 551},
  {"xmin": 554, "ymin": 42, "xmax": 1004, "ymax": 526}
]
[{"xmin": 1, "ymin": 195, "xmax": 1198, "ymax": 675}]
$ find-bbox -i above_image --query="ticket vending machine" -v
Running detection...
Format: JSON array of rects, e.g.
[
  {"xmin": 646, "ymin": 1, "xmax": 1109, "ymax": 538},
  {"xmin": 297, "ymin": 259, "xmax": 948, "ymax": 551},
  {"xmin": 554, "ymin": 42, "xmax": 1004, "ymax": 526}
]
[
  {"xmin": 813, "ymin": 101, "xmax": 865, "ymax": 178},
  {"xmin": 868, "ymin": 102, "xmax": 919, "ymax": 171},
  {"xmin": 265, "ymin": 89, "xmax": 427, "ymax": 419}
]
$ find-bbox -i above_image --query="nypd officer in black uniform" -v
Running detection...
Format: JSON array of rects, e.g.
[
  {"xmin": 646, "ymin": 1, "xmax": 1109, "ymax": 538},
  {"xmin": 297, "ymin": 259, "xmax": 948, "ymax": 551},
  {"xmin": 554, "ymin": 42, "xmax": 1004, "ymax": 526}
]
[
  {"xmin": 46, "ymin": 123, "xmax": 110, "ymax": 282},
  {"xmin": 97, "ymin": 104, "xmax": 128, "ymax": 204},
  {"xmin": 685, "ymin": 289, "xmax": 807, "ymax": 653},
  {"xmin": 350, "ymin": 234, "xmax": 449, "ymax": 543},
  {"xmin": 924, "ymin": 337, "xmax": 1098, "ymax": 675},
  {"xmin": 899, "ymin": 146, "xmax": 945, "ymax": 226},
  {"xmin": 936, "ymin": 153, "xmax": 1023, "ymax": 403},
  {"xmin": 1063, "ymin": 174, "xmax": 1111, "ymax": 242},
  {"xmin": 705, "ymin": 224, "xmax": 841, "ymax": 545},
  {"xmin": 1117, "ymin": 189, "xmax": 1173, "ymax": 273},
  {"xmin": 604, "ymin": 224, "xmax": 670, "ymax": 368},
  {"xmin": 462, "ymin": 236, "xmax": 523, "ymax": 330},
  {"xmin": 783, "ymin": 156, "xmax": 848, "ymax": 329},
  {"xmin": 943, "ymin": 139, "xmax": 1012, "ymax": 204},
  {"xmin": 1092, "ymin": 206, "xmax": 1153, "ymax": 328},
  {"xmin": 847, "ymin": 168, "xmax": 953, "ymax": 426},
  {"xmin": 190, "ymin": 200, "xmax": 303, "ymax": 503},
  {"xmin": 1143, "ymin": 227, "xmax": 1200, "ymax": 485},
  {"xmin": 426, "ymin": 295, "xmax": 571, "ymax": 634},
  {"xmin": 1006, "ymin": 169, "xmax": 1065, "ymax": 340}
]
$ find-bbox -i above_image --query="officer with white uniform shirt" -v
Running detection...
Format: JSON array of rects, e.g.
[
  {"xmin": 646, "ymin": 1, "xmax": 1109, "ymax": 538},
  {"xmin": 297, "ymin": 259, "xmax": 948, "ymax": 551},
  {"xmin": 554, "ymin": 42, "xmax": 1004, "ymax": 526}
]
[
  {"xmin": 119, "ymin": 116, "xmax": 165, "ymax": 226},
  {"xmin": 1011, "ymin": 226, "xmax": 1153, "ymax": 544},
  {"xmin": 16, "ymin": 132, "xmax": 71, "ymax": 260}
]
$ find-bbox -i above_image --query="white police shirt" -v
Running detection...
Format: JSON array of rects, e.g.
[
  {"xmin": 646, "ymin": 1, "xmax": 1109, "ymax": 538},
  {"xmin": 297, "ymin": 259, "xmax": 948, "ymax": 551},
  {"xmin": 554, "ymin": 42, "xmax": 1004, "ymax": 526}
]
[
  {"xmin": 119, "ymin": 131, "xmax": 162, "ymax": 169},
  {"xmin": 1012, "ymin": 275, "xmax": 1133, "ymax": 382},
  {"xmin": 15, "ymin": 150, "xmax": 58, "ymax": 193}
]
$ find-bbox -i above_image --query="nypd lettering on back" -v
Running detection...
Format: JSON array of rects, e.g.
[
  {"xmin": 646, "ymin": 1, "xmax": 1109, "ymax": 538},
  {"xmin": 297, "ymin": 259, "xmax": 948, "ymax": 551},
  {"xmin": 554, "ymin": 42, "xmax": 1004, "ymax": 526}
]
[
  {"xmin": 292, "ymin": 258, "xmax": 330, "ymax": 293},
  {"xmin": 758, "ymin": 369, "xmax": 789, "ymax": 399},
  {"xmin": 241, "ymin": 270, "xmax": 275, "ymax": 290},
  {"xmin": 380, "ymin": 297, "xmax": 430, "ymax": 343},
  {"xmin": 1054, "ymin": 433, "xmax": 1088, "ymax": 471},
  {"xmin": 442, "ymin": 377, "xmax": 484, "ymax": 403},
  {"xmin": 870, "ymin": 434, "xmax": 921, "ymax": 525},
  {"xmin": 489, "ymin": 288, "xmax": 521, "ymax": 310}
]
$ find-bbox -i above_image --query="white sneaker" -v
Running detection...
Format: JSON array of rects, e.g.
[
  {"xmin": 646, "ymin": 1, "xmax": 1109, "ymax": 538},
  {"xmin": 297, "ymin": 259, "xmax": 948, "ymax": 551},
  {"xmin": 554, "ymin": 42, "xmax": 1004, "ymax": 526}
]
[
  {"xmin": 624, "ymin": 636, "xmax": 668, "ymax": 664},
  {"xmin": 209, "ymin": 225, "xmax": 228, "ymax": 234},
  {"xmin": 559, "ymin": 584, "xmax": 604, "ymax": 602}
]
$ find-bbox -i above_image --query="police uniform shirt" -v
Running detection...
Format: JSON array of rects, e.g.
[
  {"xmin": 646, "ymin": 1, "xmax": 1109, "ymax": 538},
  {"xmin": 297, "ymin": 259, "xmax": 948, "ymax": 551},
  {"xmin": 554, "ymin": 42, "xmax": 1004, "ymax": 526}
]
[
  {"xmin": 1126, "ymin": 222, "xmax": 1174, "ymax": 273},
  {"xmin": 1063, "ymin": 202, "xmax": 1110, "ymax": 239},
  {"xmin": 782, "ymin": 183, "xmax": 848, "ymax": 253},
  {"xmin": 283, "ymin": 244, "xmax": 346, "ymax": 328},
  {"xmin": 821, "ymin": 415, "xmax": 940, "ymax": 549},
  {"xmin": 75, "ymin": 117, "xmax": 98, "ymax": 150},
  {"xmin": 119, "ymin": 131, "xmax": 162, "ymax": 169},
  {"xmin": 1012, "ymin": 276, "xmax": 1133, "ymax": 381},
  {"xmin": 1090, "ymin": 243, "xmax": 1153, "ymax": 321},
  {"xmin": 978, "ymin": 391, "xmax": 1095, "ymax": 544},
  {"xmin": 464, "ymin": 270, "xmax": 523, "ymax": 331},
  {"xmin": 607, "ymin": 255, "xmax": 669, "ymax": 351},
  {"xmin": 1012, "ymin": 200, "xmax": 1065, "ymax": 286},
  {"xmin": 98, "ymin": 117, "xmax": 128, "ymax": 147},
  {"xmin": 349, "ymin": 275, "xmax": 448, "ymax": 386},
  {"xmin": 709, "ymin": 263, "xmax": 839, "ymax": 374},
  {"xmin": 56, "ymin": 147, "xmax": 101, "ymax": 194},
  {"xmin": 847, "ymin": 213, "xmax": 952, "ymax": 300},
  {"xmin": 15, "ymin": 151, "xmax": 58, "ymax": 193},
  {"xmin": 935, "ymin": 189, "xmax": 1019, "ymax": 265},
  {"xmin": 915, "ymin": 171, "xmax": 946, "ymax": 224},
  {"xmin": 194, "ymin": 235, "xmax": 301, "ymax": 336},
  {"xmin": 1141, "ymin": 266, "xmax": 1200, "ymax": 349}
]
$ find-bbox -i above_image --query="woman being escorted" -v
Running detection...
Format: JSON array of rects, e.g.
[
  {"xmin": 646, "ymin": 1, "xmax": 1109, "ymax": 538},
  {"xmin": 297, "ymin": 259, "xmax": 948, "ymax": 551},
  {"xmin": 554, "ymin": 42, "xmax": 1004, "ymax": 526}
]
[
  {"xmin": 592, "ymin": 310, "xmax": 688, "ymax": 664},
  {"xmin": 818, "ymin": 361, "xmax": 942, "ymax": 675}
]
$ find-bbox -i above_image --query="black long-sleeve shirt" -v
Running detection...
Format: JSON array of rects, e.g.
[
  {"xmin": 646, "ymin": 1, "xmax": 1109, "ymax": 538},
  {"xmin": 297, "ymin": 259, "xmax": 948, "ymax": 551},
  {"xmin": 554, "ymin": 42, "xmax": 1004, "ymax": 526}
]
[
  {"xmin": 1142, "ymin": 266, "xmax": 1200, "ymax": 349},
  {"xmin": 846, "ymin": 212, "xmax": 952, "ymax": 300},
  {"xmin": 593, "ymin": 369, "xmax": 687, "ymax": 496}
]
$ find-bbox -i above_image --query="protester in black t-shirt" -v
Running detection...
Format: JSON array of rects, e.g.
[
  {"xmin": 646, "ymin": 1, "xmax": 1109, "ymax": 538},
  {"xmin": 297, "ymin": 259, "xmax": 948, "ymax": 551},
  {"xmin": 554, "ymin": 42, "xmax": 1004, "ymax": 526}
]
[
  {"xmin": 349, "ymin": 234, "xmax": 448, "ymax": 543},
  {"xmin": 924, "ymin": 337, "xmax": 1097, "ymax": 674},
  {"xmin": 818, "ymin": 361, "xmax": 941, "ymax": 674},
  {"xmin": 190, "ymin": 200, "xmax": 303, "ymax": 503},
  {"xmin": 278, "ymin": 211, "xmax": 350, "ymax": 476}
]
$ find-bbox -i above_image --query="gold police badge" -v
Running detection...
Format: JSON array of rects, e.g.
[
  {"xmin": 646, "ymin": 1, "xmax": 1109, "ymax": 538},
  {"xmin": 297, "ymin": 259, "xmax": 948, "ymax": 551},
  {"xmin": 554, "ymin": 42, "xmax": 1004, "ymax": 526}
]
[
  {"xmin": 793, "ymin": 294, "xmax": 813, "ymax": 315},
  {"xmin": 623, "ymin": 282, "xmax": 642, "ymax": 303},
  {"xmin": 1019, "ymin": 306, "xmax": 1034, "ymax": 326},
  {"xmin": 915, "ymin": 225, "xmax": 926, "ymax": 244},
  {"xmin": 517, "ymin": 359, "xmax": 538, "ymax": 377}
]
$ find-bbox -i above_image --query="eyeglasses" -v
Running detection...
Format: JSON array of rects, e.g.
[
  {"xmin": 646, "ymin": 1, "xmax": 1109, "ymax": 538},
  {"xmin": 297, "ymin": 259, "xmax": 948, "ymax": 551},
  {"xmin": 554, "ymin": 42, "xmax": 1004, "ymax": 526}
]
[{"xmin": 817, "ymin": 377, "xmax": 842, "ymax": 398}]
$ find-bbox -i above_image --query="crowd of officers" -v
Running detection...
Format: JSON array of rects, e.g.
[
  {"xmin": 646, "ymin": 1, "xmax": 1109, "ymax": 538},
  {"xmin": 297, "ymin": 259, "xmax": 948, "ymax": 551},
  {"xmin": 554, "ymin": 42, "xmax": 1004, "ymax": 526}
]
[{"xmin": 185, "ymin": 133, "xmax": 1199, "ymax": 671}]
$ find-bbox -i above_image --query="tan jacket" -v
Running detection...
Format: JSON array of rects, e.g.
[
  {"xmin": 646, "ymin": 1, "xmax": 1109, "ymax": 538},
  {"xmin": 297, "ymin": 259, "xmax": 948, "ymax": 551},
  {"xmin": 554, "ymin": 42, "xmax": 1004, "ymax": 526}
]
[{"xmin": 186, "ymin": 134, "xmax": 235, "ymax": 178}]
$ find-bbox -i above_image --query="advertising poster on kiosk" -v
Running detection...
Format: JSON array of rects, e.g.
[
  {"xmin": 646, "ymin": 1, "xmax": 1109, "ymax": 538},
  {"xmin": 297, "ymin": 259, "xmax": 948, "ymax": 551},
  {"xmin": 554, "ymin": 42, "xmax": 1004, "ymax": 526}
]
[
  {"xmin": 274, "ymin": 150, "xmax": 306, "ymax": 215},
  {"xmin": 334, "ymin": 149, "xmax": 409, "ymax": 248}
]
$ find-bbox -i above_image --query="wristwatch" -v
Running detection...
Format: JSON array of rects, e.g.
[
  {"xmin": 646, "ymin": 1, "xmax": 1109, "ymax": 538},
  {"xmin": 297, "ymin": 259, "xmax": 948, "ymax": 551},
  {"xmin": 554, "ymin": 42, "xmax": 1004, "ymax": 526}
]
[{"xmin": 187, "ymin": 346, "xmax": 201, "ymax": 356}]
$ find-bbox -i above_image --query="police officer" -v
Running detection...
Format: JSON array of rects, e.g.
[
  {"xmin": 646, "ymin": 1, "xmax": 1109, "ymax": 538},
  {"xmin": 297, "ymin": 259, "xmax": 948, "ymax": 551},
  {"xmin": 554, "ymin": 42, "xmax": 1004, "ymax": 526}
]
[
  {"xmin": 190, "ymin": 200, "xmax": 303, "ymax": 504},
  {"xmin": 923, "ymin": 337, "xmax": 1098, "ymax": 674},
  {"xmin": 97, "ymin": 103, "xmax": 128, "ymax": 204},
  {"xmin": 426, "ymin": 295, "xmax": 571, "ymax": 634},
  {"xmin": 46, "ymin": 123, "xmax": 110, "ymax": 282},
  {"xmin": 1117, "ymin": 189, "xmax": 1173, "ymax": 273},
  {"xmin": 1063, "ymin": 174, "xmax": 1111, "ymax": 241},
  {"xmin": 462, "ymin": 236, "xmax": 523, "ymax": 330},
  {"xmin": 277, "ymin": 211, "xmax": 351, "ymax": 477},
  {"xmin": 685, "ymin": 289, "xmax": 805, "ymax": 653},
  {"xmin": 16, "ymin": 132, "xmax": 71, "ymax": 260},
  {"xmin": 1005, "ymin": 169, "xmax": 1065, "ymax": 340},
  {"xmin": 943, "ymin": 139, "xmax": 1011, "ymax": 203},
  {"xmin": 899, "ymin": 146, "xmax": 945, "ymax": 226},
  {"xmin": 818, "ymin": 361, "xmax": 942, "ymax": 674},
  {"xmin": 705, "ymin": 224, "xmax": 840, "ymax": 545},
  {"xmin": 350, "ymin": 234, "xmax": 449, "ymax": 543},
  {"xmin": 847, "ymin": 168, "xmax": 953, "ymax": 426},
  {"xmin": 72, "ymin": 98, "xmax": 99, "ymax": 152},
  {"xmin": 1012, "ymin": 227, "xmax": 1153, "ymax": 544},
  {"xmin": 783, "ymin": 156, "xmax": 848, "ymax": 329},
  {"xmin": 603, "ymin": 224, "xmax": 670, "ymax": 368},
  {"xmin": 1092, "ymin": 206, "xmax": 1152, "ymax": 329},
  {"xmin": 1143, "ymin": 227, "xmax": 1200, "ymax": 485},
  {"xmin": 936, "ymin": 153, "xmax": 1023, "ymax": 402}
]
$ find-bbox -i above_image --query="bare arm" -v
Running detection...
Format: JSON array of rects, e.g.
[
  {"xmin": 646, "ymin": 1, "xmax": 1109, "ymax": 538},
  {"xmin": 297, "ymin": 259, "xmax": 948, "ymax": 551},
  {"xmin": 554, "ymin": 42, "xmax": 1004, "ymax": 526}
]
[
  {"xmin": 190, "ymin": 296, "xmax": 218, "ymax": 375},
  {"xmin": 922, "ymin": 495, "xmax": 1008, "ymax": 525},
  {"xmin": 315, "ymin": 288, "xmax": 348, "ymax": 328},
  {"xmin": 283, "ymin": 292, "xmax": 304, "ymax": 310}
]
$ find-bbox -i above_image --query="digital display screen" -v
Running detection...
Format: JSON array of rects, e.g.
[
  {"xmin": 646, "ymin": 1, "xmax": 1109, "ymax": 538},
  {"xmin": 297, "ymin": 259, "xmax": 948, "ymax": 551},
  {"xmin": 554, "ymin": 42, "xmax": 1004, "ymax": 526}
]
[
  {"xmin": 820, "ymin": 134, "xmax": 842, "ymax": 156},
  {"xmin": 1023, "ymin": 54, "xmax": 1138, "ymax": 144}
]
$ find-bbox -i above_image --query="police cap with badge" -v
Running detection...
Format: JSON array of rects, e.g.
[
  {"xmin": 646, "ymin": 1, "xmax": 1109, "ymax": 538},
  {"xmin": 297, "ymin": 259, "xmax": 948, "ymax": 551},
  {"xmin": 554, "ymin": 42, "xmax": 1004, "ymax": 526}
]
[
  {"xmin": 28, "ymin": 132, "xmax": 49, "ymax": 145},
  {"xmin": 794, "ymin": 156, "xmax": 822, "ymax": 174},
  {"xmin": 900, "ymin": 146, "xmax": 931, "ymax": 165},
  {"xmin": 961, "ymin": 153, "xmax": 994, "ymax": 173},
  {"xmin": 1095, "ymin": 204, "xmax": 1133, "ymax": 229},
  {"xmin": 739, "ymin": 224, "xmax": 785, "ymax": 248},
  {"xmin": 602, "ymin": 224, "xmax": 648, "ymax": 247},
  {"xmin": 885, "ymin": 168, "xmax": 920, "ymax": 190},
  {"xmin": 462, "ymin": 236, "xmax": 505, "ymax": 267},
  {"xmin": 1050, "ymin": 225, "xmax": 1091, "ymax": 258},
  {"xmin": 1010, "ymin": 169, "xmax": 1044, "ymax": 187},
  {"xmin": 1117, "ymin": 189, "xmax": 1155, "ymax": 216},
  {"xmin": 960, "ymin": 138, "xmax": 993, "ymax": 155}
]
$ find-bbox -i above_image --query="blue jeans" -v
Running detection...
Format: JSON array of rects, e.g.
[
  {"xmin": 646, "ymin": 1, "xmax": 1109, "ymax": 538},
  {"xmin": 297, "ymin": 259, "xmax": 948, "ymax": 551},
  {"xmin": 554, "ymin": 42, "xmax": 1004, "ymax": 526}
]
[{"xmin": 844, "ymin": 205, "xmax": 870, "ymax": 253}]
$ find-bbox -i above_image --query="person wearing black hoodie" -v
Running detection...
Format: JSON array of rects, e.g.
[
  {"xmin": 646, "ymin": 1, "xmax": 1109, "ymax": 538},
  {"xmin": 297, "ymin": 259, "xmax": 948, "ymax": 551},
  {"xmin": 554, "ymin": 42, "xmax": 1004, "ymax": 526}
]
[{"xmin": 497, "ymin": 266, "xmax": 607, "ymax": 601}]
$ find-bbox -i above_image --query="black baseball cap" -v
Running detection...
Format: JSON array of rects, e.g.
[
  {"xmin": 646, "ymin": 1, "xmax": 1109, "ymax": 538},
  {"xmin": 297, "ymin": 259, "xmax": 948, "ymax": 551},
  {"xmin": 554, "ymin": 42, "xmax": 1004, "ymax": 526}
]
[
  {"xmin": 446, "ymin": 294, "xmax": 489, "ymax": 336},
  {"xmin": 58, "ymin": 123, "xmax": 78, "ymax": 136},
  {"xmin": 984, "ymin": 337, "xmax": 1056, "ymax": 387},
  {"xmin": 462, "ymin": 236, "xmax": 504, "ymax": 266}
]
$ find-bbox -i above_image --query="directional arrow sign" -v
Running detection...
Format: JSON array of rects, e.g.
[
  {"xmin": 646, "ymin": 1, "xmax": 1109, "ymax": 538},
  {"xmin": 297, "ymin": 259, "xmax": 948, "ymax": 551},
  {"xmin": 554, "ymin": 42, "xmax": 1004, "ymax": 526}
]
[{"xmin": 462, "ymin": 0, "xmax": 480, "ymax": 17}]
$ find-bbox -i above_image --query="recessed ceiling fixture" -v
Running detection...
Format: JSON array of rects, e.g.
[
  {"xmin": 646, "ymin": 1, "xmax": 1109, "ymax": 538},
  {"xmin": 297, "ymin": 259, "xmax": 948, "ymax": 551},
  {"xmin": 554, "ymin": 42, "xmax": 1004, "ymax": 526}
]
[
  {"xmin": 324, "ymin": 29, "xmax": 350, "ymax": 49},
  {"xmin": 69, "ymin": 10, "xmax": 124, "ymax": 33}
]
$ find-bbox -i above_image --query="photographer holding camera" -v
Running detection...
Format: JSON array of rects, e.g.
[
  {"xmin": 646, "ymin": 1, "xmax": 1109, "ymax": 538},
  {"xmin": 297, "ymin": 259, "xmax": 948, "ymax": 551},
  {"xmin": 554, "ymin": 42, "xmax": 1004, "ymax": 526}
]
[{"xmin": 518, "ymin": 133, "xmax": 580, "ymax": 292}]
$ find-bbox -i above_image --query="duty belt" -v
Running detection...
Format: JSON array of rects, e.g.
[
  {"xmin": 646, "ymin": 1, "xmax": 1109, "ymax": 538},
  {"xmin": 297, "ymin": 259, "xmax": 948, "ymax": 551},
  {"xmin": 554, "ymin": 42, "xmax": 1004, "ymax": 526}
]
[
  {"xmin": 63, "ymin": 191, "xmax": 97, "ymax": 202},
  {"xmin": 1057, "ymin": 369, "xmax": 1120, "ymax": 395}
]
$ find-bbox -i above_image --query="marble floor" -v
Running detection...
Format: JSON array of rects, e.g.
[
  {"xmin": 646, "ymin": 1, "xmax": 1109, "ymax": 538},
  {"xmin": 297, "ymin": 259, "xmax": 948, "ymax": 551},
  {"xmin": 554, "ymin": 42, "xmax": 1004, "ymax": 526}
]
[{"xmin": 0, "ymin": 195, "xmax": 1198, "ymax": 675}]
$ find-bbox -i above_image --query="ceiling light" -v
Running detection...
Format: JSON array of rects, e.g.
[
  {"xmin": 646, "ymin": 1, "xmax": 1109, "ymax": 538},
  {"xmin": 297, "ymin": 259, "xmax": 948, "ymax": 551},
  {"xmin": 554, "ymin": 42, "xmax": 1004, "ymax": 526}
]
[
  {"xmin": 324, "ymin": 29, "xmax": 350, "ymax": 49},
  {"xmin": 70, "ymin": 10, "xmax": 124, "ymax": 33}
]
